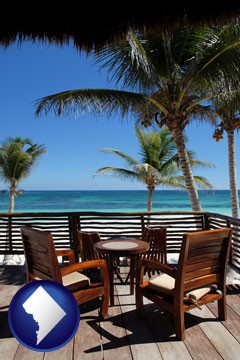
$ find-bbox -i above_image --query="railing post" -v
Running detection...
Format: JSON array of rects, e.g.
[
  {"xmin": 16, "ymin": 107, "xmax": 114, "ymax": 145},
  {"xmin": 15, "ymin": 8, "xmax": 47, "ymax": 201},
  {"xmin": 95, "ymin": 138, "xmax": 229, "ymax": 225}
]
[
  {"xmin": 8, "ymin": 214, "xmax": 12, "ymax": 253},
  {"xmin": 69, "ymin": 214, "xmax": 80, "ymax": 262},
  {"xmin": 140, "ymin": 214, "xmax": 145, "ymax": 236},
  {"xmin": 226, "ymin": 219, "xmax": 233, "ymax": 264},
  {"xmin": 203, "ymin": 213, "xmax": 210, "ymax": 230}
]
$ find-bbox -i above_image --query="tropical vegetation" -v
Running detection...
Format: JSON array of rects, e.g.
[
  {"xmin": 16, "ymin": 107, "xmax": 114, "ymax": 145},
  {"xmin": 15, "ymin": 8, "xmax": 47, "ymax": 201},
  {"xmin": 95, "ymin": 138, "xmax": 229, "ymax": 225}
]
[
  {"xmin": 0, "ymin": 136, "xmax": 47, "ymax": 212},
  {"xmin": 94, "ymin": 126, "xmax": 214, "ymax": 211},
  {"xmin": 35, "ymin": 23, "xmax": 240, "ymax": 212},
  {"xmin": 213, "ymin": 106, "xmax": 240, "ymax": 218}
]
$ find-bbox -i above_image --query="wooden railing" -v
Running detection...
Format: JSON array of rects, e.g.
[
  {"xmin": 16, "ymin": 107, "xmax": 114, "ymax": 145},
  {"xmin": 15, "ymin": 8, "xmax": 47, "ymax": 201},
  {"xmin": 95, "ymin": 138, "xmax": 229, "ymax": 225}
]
[{"xmin": 0, "ymin": 210, "xmax": 239, "ymax": 271}]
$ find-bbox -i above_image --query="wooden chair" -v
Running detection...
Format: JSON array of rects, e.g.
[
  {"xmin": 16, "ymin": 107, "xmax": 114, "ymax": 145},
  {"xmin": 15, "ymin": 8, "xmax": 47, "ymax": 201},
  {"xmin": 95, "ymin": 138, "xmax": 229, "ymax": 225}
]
[
  {"xmin": 125, "ymin": 226, "xmax": 167, "ymax": 283},
  {"xmin": 136, "ymin": 228, "xmax": 232, "ymax": 340},
  {"xmin": 21, "ymin": 226, "xmax": 110, "ymax": 319},
  {"xmin": 78, "ymin": 230, "xmax": 102, "ymax": 261},
  {"xmin": 141, "ymin": 226, "xmax": 167, "ymax": 274},
  {"xmin": 78, "ymin": 230, "xmax": 124, "ymax": 284}
]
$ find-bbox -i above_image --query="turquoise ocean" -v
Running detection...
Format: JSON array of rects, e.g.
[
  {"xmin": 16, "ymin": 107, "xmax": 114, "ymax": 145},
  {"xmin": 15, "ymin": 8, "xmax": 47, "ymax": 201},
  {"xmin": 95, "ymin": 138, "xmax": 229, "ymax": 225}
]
[{"xmin": 0, "ymin": 190, "xmax": 236, "ymax": 216}]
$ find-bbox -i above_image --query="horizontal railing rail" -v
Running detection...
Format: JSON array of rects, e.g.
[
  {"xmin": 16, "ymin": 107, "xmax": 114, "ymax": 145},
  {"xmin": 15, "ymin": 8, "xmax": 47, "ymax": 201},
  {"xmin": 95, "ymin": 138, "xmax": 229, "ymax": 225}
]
[{"xmin": 0, "ymin": 210, "xmax": 239, "ymax": 271}]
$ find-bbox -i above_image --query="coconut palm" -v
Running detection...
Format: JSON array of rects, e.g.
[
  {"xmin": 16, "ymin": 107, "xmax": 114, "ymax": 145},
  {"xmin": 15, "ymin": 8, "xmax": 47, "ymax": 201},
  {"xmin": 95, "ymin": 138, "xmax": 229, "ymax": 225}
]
[
  {"xmin": 94, "ymin": 126, "xmax": 214, "ymax": 211},
  {"xmin": 0, "ymin": 136, "xmax": 47, "ymax": 212},
  {"xmin": 213, "ymin": 107, "xmax": 240, "ymax": 218},
  {"xmin": 35, "ymin": 24, "xmax": 240, "ymax": 211}
]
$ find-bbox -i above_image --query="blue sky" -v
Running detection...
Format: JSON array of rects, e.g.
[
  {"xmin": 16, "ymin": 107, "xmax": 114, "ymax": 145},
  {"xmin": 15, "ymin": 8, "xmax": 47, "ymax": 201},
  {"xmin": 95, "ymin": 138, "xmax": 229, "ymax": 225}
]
[{"xmin": 0, "ymin": 40, "xmax": 238, "ymax": 190}]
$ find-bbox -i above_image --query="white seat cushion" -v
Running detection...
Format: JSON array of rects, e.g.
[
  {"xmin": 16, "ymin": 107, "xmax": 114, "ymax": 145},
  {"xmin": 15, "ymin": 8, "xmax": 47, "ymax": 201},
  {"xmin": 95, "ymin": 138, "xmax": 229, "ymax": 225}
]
[
  {"xmin": 63, "ymin": 271, "xmax": 90, "ymax": 292},
  {"xmin": 33, "ymin": 271, "xmax": 90, "ymax": 292},
  {"xmin": 148, "ymin": 273, "xmax": 212, "ymax": 302},
  {"xmin": 184, "ymin": 287, "xmax": 213, "ymax": 304},
  {"xmin": 148, "ymin": 273, "xmax": 175, "ymax": 295}
]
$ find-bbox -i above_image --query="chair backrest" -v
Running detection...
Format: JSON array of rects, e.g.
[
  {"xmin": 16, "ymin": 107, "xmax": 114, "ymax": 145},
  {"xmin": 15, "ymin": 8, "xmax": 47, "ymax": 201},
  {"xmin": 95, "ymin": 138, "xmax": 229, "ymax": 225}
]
[
  {"xmin": 141, "ymin": 226, "xmax": 167, "ymax": 263},
  {"xmin": 21, "ymin": 226, "xmax": 62, "ymax": 283},
  {"xmin": 175, "ymin": 228, "xmax": 232, "ymax": 295},
  {"xmin": 78, "ymin": 231, "xmax": 101, "ymax": 261}
]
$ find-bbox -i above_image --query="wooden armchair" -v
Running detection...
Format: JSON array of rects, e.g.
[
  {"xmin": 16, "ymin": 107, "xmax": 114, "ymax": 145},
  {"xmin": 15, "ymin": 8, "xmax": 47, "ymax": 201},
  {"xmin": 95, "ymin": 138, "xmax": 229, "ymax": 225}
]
[
  {"xmin": 136, "ymin": 228, "xmax": 232, "ymax": 340},
  {"xmin": 20, "ymin": 226, "xmax": 110, "ymax": 319},
  {"xmin": 78, "ymin": 231, "xmax": 102, "ymax": 262},
  {"xmin": 78, "ymin": 230, "xmax": 124, "ymax": 283},
  {"xmin": 141, "ymin": 226, "xmax": 167, "ymax": 276}
]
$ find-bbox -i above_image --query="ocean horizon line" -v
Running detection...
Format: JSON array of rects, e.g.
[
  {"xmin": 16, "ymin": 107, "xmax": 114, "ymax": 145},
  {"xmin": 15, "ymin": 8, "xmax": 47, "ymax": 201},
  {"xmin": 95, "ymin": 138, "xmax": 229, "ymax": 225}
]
[
  {"xmin": 18, "ymin": 189, "xmax": 233, "ymax": 192},
  {"xmin": 0, "ymin": 189, "xmax": 236, "ymax": 216}
]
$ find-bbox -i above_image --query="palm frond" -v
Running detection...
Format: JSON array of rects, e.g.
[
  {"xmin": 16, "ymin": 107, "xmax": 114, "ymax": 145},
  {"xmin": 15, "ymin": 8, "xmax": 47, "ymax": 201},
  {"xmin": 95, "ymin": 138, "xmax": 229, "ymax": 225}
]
[
  {"xmin": 0, "ymin": 137, "xmax": 46, "ymax": 195},
  {"xmin": 95, "ymin": 125, "xmax": 214, "ymax": 193},
  {"xmin": 94, "ymin": 167, "xmax": 141, "ymax": 181},
  {"xmin": 35, "ymin": 89, "xmax": 146, "ymax": 118},
  {"xmin": 156, "ymin": 175, "xmax": 186, "ymax": 189},
  {"xmin": 189, "ymin": 159, "xmax": 216, "ymax": 169},
  {"xmin": 193, "ymin": 176, "xmax": 214, "ymax": 190},
  {"xmin": 93, "ymin": 31, "xmax": 160, "ymax": 91},
  {"xmin": 188, "ymin": 23, "xmax": 240, "ymax": 95},
  {"xmin": 98, "ymin": 148, "xmax": 138, "ymax": 167}
]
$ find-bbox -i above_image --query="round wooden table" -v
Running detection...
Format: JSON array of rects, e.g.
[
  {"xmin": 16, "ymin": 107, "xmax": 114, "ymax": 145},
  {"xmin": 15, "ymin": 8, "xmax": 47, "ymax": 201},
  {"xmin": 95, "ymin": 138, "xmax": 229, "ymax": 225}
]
[{"xmin": 94, "ymin": 238, "xmax": 149, "ymax": 306}]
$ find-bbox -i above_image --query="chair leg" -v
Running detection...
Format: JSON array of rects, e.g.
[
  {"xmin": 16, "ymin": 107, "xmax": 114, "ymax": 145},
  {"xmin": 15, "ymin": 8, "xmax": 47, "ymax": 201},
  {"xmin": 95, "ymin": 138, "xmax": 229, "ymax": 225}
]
[
  {"xmin": 136, "ymin": 289, "xmax": 145, "ymax": 318},
  {"xmin": 174, "ymin": 308, "xmax": 185, "ymax": 341},
  {"xmin": 218, "ymin": 296, "xmax": 227, "ymax": 320},
  {"xmin": 99, "ymin": 295, "xmax": 109, "ymax": 320}
]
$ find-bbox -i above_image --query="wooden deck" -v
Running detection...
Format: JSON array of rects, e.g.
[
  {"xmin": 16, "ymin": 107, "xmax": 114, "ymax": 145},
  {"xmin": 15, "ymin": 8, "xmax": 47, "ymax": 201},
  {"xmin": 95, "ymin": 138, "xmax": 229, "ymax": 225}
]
[{"xmin": 1, "ymin": 265, "xmax": 240, "ymax": 359}]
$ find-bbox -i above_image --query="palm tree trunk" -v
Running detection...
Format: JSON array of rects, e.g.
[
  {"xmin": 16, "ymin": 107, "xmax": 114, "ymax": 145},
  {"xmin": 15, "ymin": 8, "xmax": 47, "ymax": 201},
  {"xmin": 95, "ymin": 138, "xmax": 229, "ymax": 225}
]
[
  {"xmin": 171, "ymin": 127, "xmax": 202, "ymax": 211},
  {"xmin": 227, "ymin": 129, "xmax": 239, "ymax": 218},
  {"xmin": 2, "ymin": 188, "xmax": 18, "ymax": 264},
  {"xmin": 146, "ymin": 186, "xmax": 154, "ymax": 224},
  {"xmin": 9, "ymin": 189, "xmax": 15, "ymax": 213},
  {"xmin": 147, "ymin": 186, "xmax": 154, "ymax": 212}
]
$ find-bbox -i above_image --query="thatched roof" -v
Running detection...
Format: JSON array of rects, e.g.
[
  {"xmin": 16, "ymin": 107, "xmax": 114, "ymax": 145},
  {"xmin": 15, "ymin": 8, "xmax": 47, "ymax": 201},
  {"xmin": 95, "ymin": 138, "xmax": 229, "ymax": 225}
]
[{"xmin": 1, "ymin": 3, "xmax": 240, "ymax": 52}]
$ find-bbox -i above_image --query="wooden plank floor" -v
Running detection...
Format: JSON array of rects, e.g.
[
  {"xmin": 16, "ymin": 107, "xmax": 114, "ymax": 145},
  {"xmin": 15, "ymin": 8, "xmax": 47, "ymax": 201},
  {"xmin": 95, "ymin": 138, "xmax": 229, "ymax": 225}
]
[{"xmin": 1, "ymin": 265, "xmax": 240, "ymax": 359}]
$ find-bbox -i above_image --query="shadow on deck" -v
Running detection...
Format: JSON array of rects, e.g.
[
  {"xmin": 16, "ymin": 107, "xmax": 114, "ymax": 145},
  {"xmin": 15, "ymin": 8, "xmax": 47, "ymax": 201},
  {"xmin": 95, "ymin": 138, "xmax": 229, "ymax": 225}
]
[{"xmin": 1, "ymin": 265, "xmax": 240, "ymax": 359}]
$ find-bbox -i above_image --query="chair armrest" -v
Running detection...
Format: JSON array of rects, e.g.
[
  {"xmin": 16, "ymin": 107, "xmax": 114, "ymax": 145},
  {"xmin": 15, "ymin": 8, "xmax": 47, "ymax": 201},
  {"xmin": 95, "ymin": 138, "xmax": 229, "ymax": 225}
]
[
  {"xmin": 56, "ymin": 249, "xmax": 76, "ymax": 265},
  {"xmin": 139, "ymin": 259, "xmax": 176, "ymax": 277},
  {"xmin": 60, "ymin": 259, "xmax": 109, "ymax": 283},
  {"xmin": 61, "ymin": 259, "xmax": 109, "ymax": 285}
]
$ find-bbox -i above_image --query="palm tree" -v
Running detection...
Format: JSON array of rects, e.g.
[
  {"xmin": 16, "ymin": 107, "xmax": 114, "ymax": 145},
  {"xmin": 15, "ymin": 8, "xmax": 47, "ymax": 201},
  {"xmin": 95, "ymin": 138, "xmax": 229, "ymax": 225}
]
[
  {"xmin": 213, "ymin": 108, "xmax": 240, "ymax": 218},
  {"xmin": 94, "ymin": 126, "xmax": 214, "ymax": 211},
  {"xmin": 35, "ymin": 24, "xmax": 240, "ymax": 211},
  {"xmin": 0, "ymin": 136, "xmax": 47, "ymax": 212}
]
